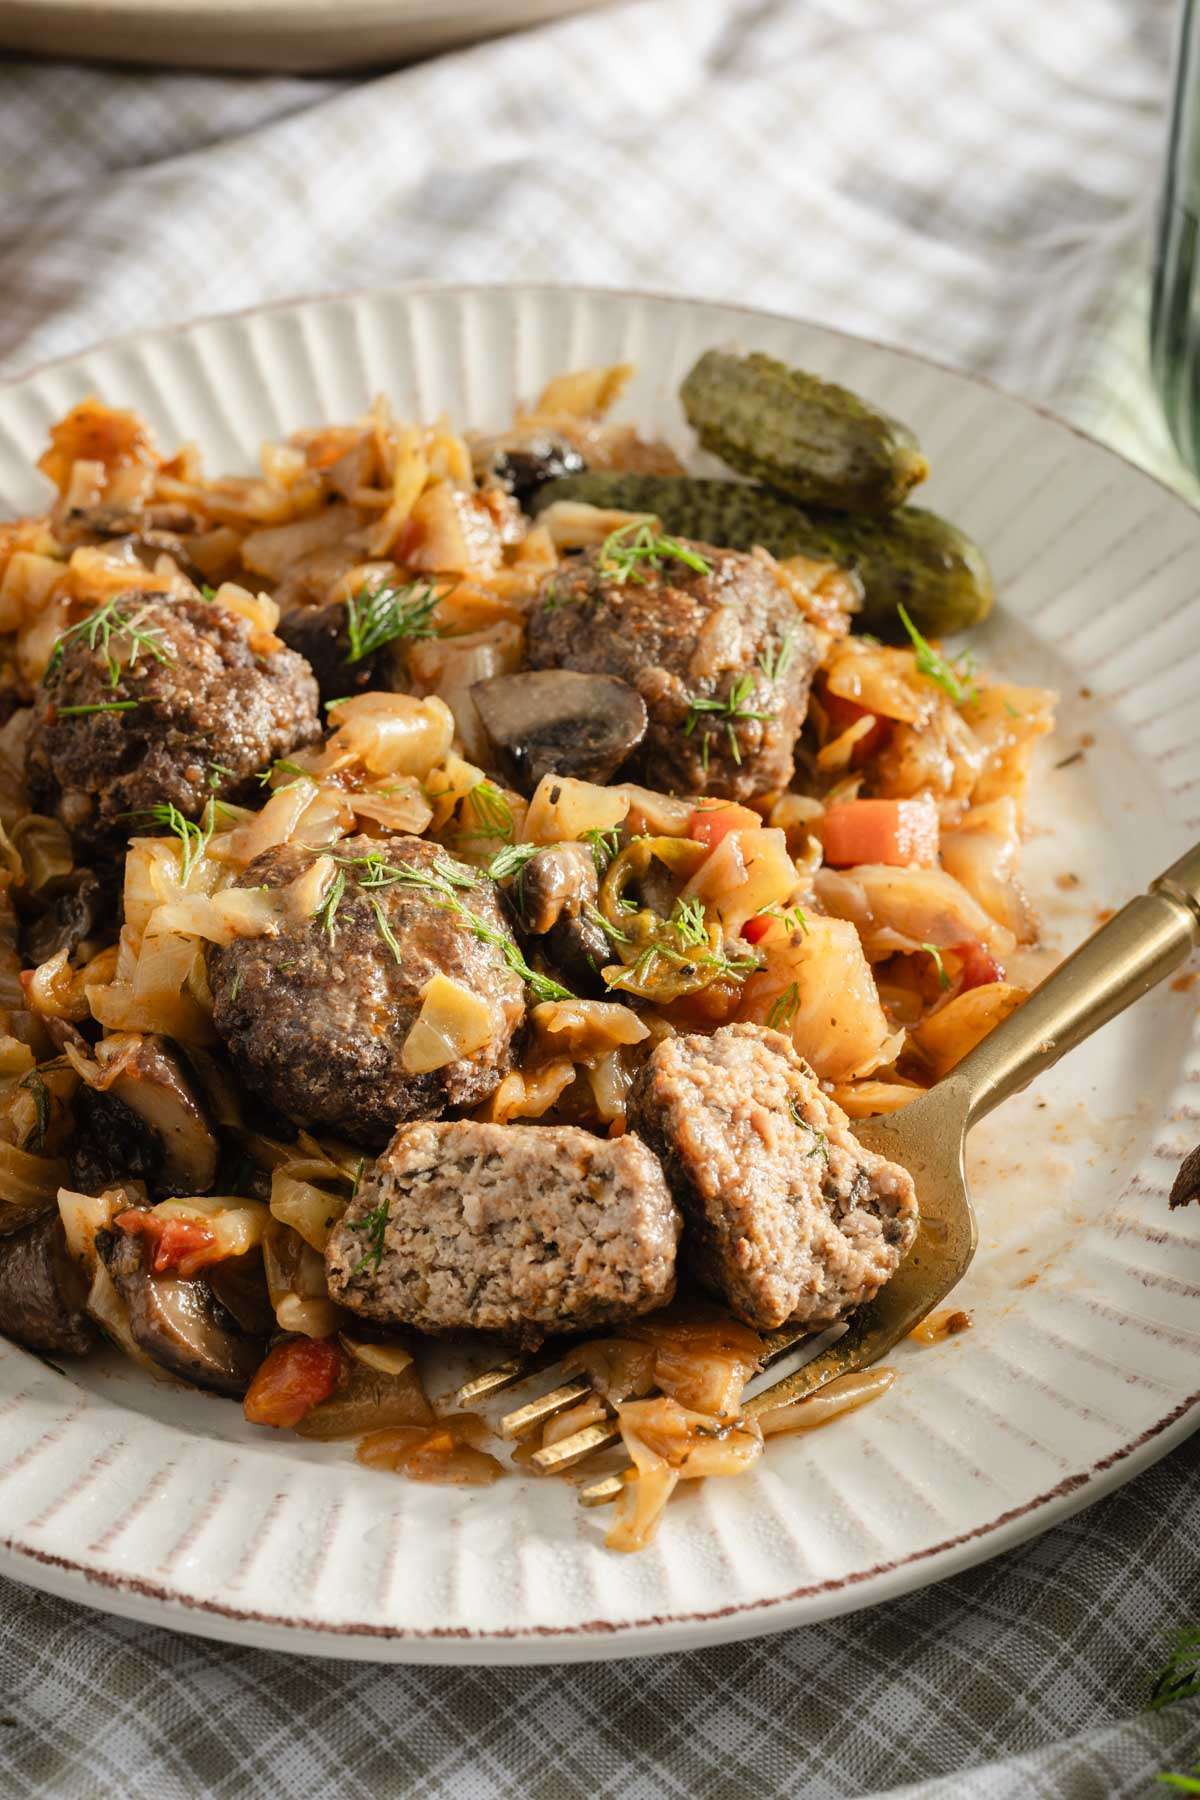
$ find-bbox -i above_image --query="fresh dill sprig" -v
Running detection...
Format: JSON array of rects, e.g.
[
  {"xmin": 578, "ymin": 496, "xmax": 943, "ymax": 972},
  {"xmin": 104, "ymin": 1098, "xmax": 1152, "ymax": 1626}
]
[
  {"xmin": 207, "ymin": 760, "xmax": 236, "ymax": 790},
  {"xmin": 198, "ymin": 584, "xmax": 217, "ymax": 602},
  {"xmin": 897, "ymin": 603, "xmax": 977, "ymax": 706},
  {"xmin": 669, "ymin": 895, "xmax": 708, "ymax": 949},
  {"xmin": 369, "ymin": 896, "xmax": 403, "ymax": 964},
  {"xmin": 758, "ymin": 628, "xmax": 797, "ymax": 684},
  {"xmin": 45, "ymin": 596, "xmax": 174, "ymax": 689},
  {"xmin": 1149, "ymin": 1628, "xmax": 1200, "ymax": 1712},
  {"xmin": 315, "ymin": 866, "xmax": 347, "ymax": 943},
  {"xmin": 462, "ymin": 781, "xmax": 515, "ymax": 844},
  {"xmin": 1157, "ymin": 1769, "xmax": 1200, "ymax": 1793},
  {"xmin": 683, "ymin": 671, "xmax": 775, "ymax": 767},
  {"xmin": 922, "ymin": 942, "xmax": 952, "ymax": 991},
  {"xmin": 121, "ymin": 801, "xmax": 212, "ymax": 885},
  {"xmin": 57, "ymin": 699, "xmax": 140, "ymax": 717},
  {"xmin": 344, "ymin": 580, "xmax": 443, "ymax": 663},
  {"xmin": 486, "ymin": 841, "xmax": 540, "ymax": 883},
  {"xmin": 257, "ymin": 758, "xmax": 311, "ymax": 788},
  {"xmin": 766, "ymin": 983, "xmax": 801, "ymax": 1030},
  {"xmin": 788, "ymin": 1100, "xmax": 830, "ymax": 1162},
  {"xmin": 349, "ymin": 1199, "xmax": 390, "ymax": 1274},
  {"xmin": 581, "ymin": 825, "xmax": 622, "ymax": 878},
  {"xmin": 584, "ymin": 902, "xmax": 631, "ymax": 946},
  {"xmin": 597, "ymin": 522, "xmax": 711, "ymax": 586},
  {"xmin": 755, "ymin": 903, "xmax": 810, "ymax": 936}
]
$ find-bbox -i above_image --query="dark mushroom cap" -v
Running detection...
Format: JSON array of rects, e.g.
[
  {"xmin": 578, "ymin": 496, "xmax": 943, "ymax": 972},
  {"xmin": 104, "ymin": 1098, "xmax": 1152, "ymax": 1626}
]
[
  {"xmin": 99, "ymin": 1228, "xmax": 266, "ymax": 1397},
  {"xmin": 471, "ymin": 668, "xmax": 647, "ymax": 795},
  {"xmin": 0, "ymin": 1212, "xmax": 95, "ymax": 1356}
]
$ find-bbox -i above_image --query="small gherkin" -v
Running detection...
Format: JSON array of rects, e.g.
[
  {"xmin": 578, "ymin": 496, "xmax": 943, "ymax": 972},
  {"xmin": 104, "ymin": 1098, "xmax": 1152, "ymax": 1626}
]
[
  {"xmin": 532, "ymin": 473, "xmax": 992, "ymax": 641},
  {"xmin": 680, "ymin": 349, "xmax": 929, "ymax": 514}
]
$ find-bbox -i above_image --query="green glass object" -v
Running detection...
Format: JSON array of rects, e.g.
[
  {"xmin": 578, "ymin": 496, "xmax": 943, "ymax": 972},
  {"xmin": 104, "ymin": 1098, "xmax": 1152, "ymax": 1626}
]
[{"xmin": 1152, "ymin": 0, "xmax": 1200, "ymax": 471}]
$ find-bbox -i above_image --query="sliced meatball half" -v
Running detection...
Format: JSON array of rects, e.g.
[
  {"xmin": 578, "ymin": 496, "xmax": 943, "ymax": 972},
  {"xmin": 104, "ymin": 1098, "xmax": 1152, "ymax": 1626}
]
[
  {"xmin": 326, "ymin": 1119, "xmax": 681, "ymax": 1345},
  {"xmin": 207, "ymin": 835, "xmax": 525, "ymax": 1148},
  {"xmin": 628, "ymin": 1022, "xmax": 918, "ymax": 1331},
  {"xmin": 527, "ymin": 542, "xmax": 818, "ymax": 801},
  {"xmin": 28, "ymin": 593, "xmax": 321, "ymax": 858}
]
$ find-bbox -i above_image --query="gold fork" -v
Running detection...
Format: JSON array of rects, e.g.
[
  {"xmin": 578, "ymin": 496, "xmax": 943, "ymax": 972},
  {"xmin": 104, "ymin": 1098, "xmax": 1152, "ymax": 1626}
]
[{"xmin": 461, "ymin": 842, "xmax": 1200, "ymax": 1506}]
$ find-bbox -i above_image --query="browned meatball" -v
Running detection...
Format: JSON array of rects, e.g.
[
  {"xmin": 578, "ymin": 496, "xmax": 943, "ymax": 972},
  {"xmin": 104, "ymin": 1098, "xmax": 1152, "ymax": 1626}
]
[
  {"xmin": 628, "ymin": 1023, "xmax": 918, "ymax": 1331},
  {"xmin": 526, "ymin": 542, "xmax": 818, "ymax": 800},
  {"xmin": 207, "ymin": 835, "xmax": 525, "ymax": 1147},
  {"xmin": 326, "ymin": 1119, "xmax": 680, "ymax": 1345},
  {"xmin": 28, "ymin": 593, "xmax": 321, "ymax": 858}
]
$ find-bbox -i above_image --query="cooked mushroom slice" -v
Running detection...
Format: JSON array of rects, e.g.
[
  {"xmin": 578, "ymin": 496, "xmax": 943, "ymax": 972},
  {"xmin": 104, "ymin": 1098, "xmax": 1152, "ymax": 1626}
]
[
  {"xmin": 206, "ymin": 1251, "xmax": 277, "ymax": 1337},
  {"xmin": 72, "ymin": 1035, "xmax": 219, "ymax": 1196},
  {"xmin": 475, "ymin": 432, "xmax": 586, "ymax": 508},
  {"xmin": 472, "ymin": 670, "xmax": 647, "ymax": 795},
  {"xmin": 23, "ymin": 867, "xmax": 108, "ymax": 965},
  {"xmin": 512, "ymin": 842, "xmax": 611, "ymax": 997},
  {"xmin": 0, "ymin": 1213, "xmax": 95, "ymax": 1355},
  {"xmin": 98, "ymin": 1229, "xmax": 266, "ymax": 1396}
]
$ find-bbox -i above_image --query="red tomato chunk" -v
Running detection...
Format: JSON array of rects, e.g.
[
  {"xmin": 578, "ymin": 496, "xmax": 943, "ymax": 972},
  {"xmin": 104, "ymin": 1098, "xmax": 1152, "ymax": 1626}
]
[
  {"xmin": 244, "ymin": 1338, "xmax": 344, "ymax": 1430},
  {"xmin": 820, "ymin": 797, "xmax": 939, "ymax": 869}
]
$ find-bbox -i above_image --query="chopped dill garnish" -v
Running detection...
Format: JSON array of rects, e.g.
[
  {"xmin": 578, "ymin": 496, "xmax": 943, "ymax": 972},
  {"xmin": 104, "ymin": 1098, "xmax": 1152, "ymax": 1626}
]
[
  {"xmin": 45, "ymin": 596, "xmax": 174, "ymax": 689},
  {"xmin": 683, "ymin": 671, "xmax": 775, "ymax": 766},
  {"xmin": 758, "ymin": 628, "xmax": 797, "ymax": 684},
  {"xmin": 349, "ymin": 1199, "xmax": 390, "ymax": 1274},
  {"xmin": 756, "ymin": 903, "xmax": 809, "ymax": 936},
  {"xmin": 57, "ymin": 700, "xmax": 140, "ymax": 716},
  {"xmin": 584, "ymin": 902, "xmax": 631, "ymax": 946},
  {"xmin": 1157, "ymin": 1770, "xmax": 1200, "ymax": 1793},
  {"xmin": 788, "ymin": 1100, "xmax": 830, "ymax": 1162},
  {"xmin": 207, "ymin": 760, "xmax": 236, "ymax": 789},
  {"xmin": 897, "ymin": 603, "xmax": 977, "ymax": 706},
  {"xmin": 198, "ymin": 584, "xmax": 217, "ymax": 602},
  {"xmin": 1004, "ymin": 701, "xmax": 1021, "ymax": 719},
  {"xmin": 344, "ymin": 580, "xmax": 443, "ymax": 662},
  {"xmin": 581, "ymin": 826, "xmax": 621, "ymax": 878},
  {"xmin": 766, "ymin": 982, "xmax": 801, "ymax": 1030},
  {"xmin": 369, "ymin": 896, "xmax": 403, "ymax": 964},
  {"xmin": 257, "ymin": 758, "xmax": 311, "ymax": 787},
  {"xmin": 325, "ymin": 696, "xmax": 351, "ymax": 712},
  {"xmin": 121, "ymin": 801, "xmax": 212, "ymax": 885},
  {"xmin": 669, "ymin": 895, "xmax": 708, "ymax": 949},
  {"xmin": 315, "ymin": 866, "xmax": 347, "ymax": 943},
  {"xmin": 228, "ymin": 968, "xmax": 243, "ymax": 1005},
  {"xmin": 20, "ymin": 1071, "xmax": 49, "ymax": 1154},
  {"xmin": 597, "ymin": 521, "xmax": 711, "ymax": 586},
  {"xmin": 922, "ymin": 942, "xmax": 951, "ymax": 991},
  {"xmin": 486, "ymin": 841, "xmax": 540, "ymax": 883},
  {"xmin": 462, "ymin": 781, "xmax": 515, "ymax": 844},
  {"xmin": 1150, "ymin": 1627, "xmax": 1200, "ymax": 1712}
]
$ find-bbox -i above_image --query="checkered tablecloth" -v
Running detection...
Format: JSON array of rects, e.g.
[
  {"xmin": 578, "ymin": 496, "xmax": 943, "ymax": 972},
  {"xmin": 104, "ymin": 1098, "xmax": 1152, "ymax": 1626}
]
[{"xmin": 1, "ymin": 3, "xmax": 1198, "ymax": 1795}]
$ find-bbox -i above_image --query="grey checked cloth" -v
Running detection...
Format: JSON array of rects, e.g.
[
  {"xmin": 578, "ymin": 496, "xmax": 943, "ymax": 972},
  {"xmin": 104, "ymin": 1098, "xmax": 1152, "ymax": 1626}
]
[{"xmin": 1, "ymin": 3, "xmax": 1198, "ymax": 1795}]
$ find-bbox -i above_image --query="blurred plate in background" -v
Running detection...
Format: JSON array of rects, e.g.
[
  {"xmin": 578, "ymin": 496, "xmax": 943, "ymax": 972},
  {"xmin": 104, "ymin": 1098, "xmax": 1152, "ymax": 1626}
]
[{"xmin": 0, "ymin": 0, "xmax": 611, "ymax": 73}]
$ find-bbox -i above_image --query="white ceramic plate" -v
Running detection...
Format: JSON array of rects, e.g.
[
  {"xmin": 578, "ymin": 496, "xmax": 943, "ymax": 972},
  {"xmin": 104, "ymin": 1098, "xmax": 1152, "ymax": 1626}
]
[
  {"xmin": 0, "ymin": 0, "xmax": 610, "ymax": 74},
  {"xmin": 0, "ymin": 283, "xmax": 1198, "ymax": 1664}
]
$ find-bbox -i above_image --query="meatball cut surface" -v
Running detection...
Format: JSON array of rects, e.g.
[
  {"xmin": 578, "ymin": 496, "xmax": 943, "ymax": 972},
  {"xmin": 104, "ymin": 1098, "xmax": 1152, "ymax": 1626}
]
[
  {"xmin": 628, "ymin": 1023, "xmax": 918, "ymax": 1332},
  {"xmin": 207, "ymin": 836, "xmax": 525, "ymax": 1148},
  {"xmin": 28, "ymin": 593, "xmax": 321, "ymax": 857},
  {"xmin": 527, "ymin": 541, "xmax": 819, "ymax": 801},
  {"xmin": 326, "ymin": 1119, "xmax": 681, "ymax": 1344}
]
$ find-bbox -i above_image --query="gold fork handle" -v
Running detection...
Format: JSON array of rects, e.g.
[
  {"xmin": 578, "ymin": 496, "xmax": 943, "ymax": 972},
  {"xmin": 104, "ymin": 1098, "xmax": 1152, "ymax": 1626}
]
[{"xmin": 951, "ymin": 841, "xmax": 1200, "ymax": 1127}]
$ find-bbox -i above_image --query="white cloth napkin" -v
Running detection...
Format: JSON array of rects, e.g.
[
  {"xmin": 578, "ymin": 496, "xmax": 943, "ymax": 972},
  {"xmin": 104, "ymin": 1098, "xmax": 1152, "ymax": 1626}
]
[{"xmin": 1, "ymin": 3, "xmax": 1197, "ymax": 1796}]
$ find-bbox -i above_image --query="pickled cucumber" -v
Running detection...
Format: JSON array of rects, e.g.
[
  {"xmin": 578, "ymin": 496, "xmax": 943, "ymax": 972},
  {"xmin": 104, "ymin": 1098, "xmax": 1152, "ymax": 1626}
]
[
  {"xmin": 681, "ymin": 350, "xmax": 928, "ymax": 514},
  {"xmin": 532, "ymin": 473, "xmax": 992, "ymax": 639}
]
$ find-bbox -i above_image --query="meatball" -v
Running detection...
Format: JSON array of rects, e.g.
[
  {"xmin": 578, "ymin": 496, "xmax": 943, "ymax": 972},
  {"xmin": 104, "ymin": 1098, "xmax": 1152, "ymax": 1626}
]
[
  {"xmin": 325, "ymin": 1119, "xmax": 681, "ymax": 1345},
  {"xmin": 527, "ymin": 542, "xmax": 819, "ymax": 800},
  {"xmin": 207, "ymin": 835, "xmax": 525, "ymax": 1147},
  {"xmin": 28, "ymin": 594, "xmax": 321, "ymax": 858},
  {"xmin": 628, "ymin": 1022, "xmax": 918, "ymax": 1331},
  {"xmin": 276, "ymin": 601, "xmax": 387, "ymax": 708}
]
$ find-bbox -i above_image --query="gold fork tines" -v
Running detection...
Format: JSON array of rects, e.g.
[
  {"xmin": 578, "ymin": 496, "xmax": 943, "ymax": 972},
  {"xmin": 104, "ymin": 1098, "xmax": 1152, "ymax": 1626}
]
[{"xmin": 500, "ymin": 1375, "xmax": 592, "ymax": 1440}]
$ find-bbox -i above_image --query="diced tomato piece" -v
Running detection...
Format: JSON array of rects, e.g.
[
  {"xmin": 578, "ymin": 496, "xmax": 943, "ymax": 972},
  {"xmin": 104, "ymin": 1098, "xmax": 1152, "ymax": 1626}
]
[
  {"xmin": 954, "ymin": 941, "xmax": 1005, "ymax": 990},
  {"xmin": 687, "ymin": 802, "xmax": 761, "ymax": 850},
  {"xmin": 820, "ymin": 797, "xmax": 939, "ymax": 869},
  {"xmin": 115, "ymin": 1209, "xmax": 218, "ymax": 1280},
  {"xmin": 741, "ymin": 914, "xmax": 773, "ymax": 945},
  {"xmin": 822, "ymin": 690, "xmax": 893, "ymax": 765},
  {"xmin": 243, "ymin": 1338, "xmax": 344, "ymax": 1430}
]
